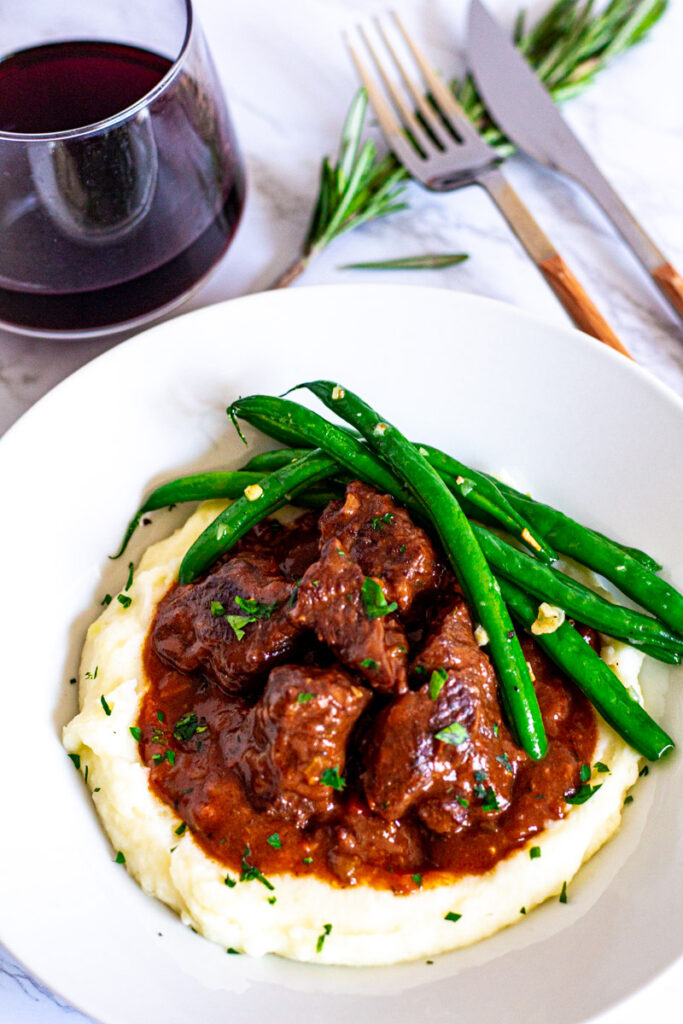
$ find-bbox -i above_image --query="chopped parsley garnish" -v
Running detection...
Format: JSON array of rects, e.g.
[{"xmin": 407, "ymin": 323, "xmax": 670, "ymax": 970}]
[
  {"xmin": 296, "ymin": 692, "xmax": 315, "ymax": 704},
  {"xmin": 529, "ymin": 846, "xmax": 541, "ymax": 859},
  {"xmin": 224, "ymin": 876, "xmax": 236, "ymax": 888},
  {"xmin": 234, "ymin": 595, "xmax": 278, "ymax": 620},
  {"xmin": 520, "ymin": 907, "xmax": 526, "ymax": 915},
  {"xmin": 157, "ymin": 711, "xmax": 164, "ymax": 723},
  {"xmin": 624, "ymin": 795, "xmax": 634, "ymax": 806},
  {"xmin": 559, "ymin": 881, "xmax": 568, "ymax": 904},
  {"xmin": 101, "ymin": 594, "xmax": 112, "ymax": 606},
  {"xmin": 360, "ymin": 577, "xmax": 398, "ymax": 620},
  {"xmin": 435, "ymin": 721, "xmax": 469, "ymax": 746},
  {"xmin": 473, "ymin": 784, "xmax": 487, "ymax": 799},
  {"xmin": 321, "ymin": 766, "xmax": 346, "ymax": 791},
  {"xmin": 68, "ymin": 753, "xmax": 81, "ymax": 770},
  {"xmin": 580, "ymin": 763, "xmax": 590, "ymax": 783},
  {"xmin": 268, "ymin": 896, "xmax": 277, "ymax": 905},
  {"xmin": 166, "ymin": 749, "xmax": 176, "ymax": 766},
  {"xmin": 226, "ymin": 947, "xmax": 240, "ymax": 954},
  {"xmin": 84, "ymin": 766, "xmax": 89, "ymax": 784},
  {"xmin": 399, "ymin": 544, "xmax": 406, "ymax": 553},
  {"xmin": 371, "ymin": 513, "xmax": 394, "ymax": 531},
  {"xmin": 173, "ymin": 712, "xmax": 204, "ymax": 742},
  {"xmin": 492, "ymin": 723, "xmax": 499, "ymax": 737},
  {"xmin": 566, "ymin": 783, "xmax": 602, "ymax": 805},
  {"xmin": 456, "ymin": 796, "xmax": 469, "ymax": 808},
  {"xmin": 115, "ymin": 851, "xmax": 126, "ymax": 864},
  {"xmin": 69, "ymin": 678, "xmax": 77, "ymax": 685},
  {"xmin": 303, "ymin": 856, "xmax": 313, "ymax": 865},
  {"xmin": 84, "ymin": 666, "xmax": 98, "ymax": 680},
  {"xmin": 267, "ymin": 833, "xmax": 282, "ymax": 849},
  {"xmin": 240, "ymin": 845, "xmax": 275, "ymax": 890},
  {"xmin": 474, "ymin": 770, "xmax": 487, "ymax": 783},
  {"xmin": 481, "ymin": 787, "xmax": 500, "ymax": 812},
  {"xmin": 429, "ymin": 667, "xmax": 448, "ymax": 700},
  {"xmin": 117, "ymin": 594, "xmax": 132, "ymax": 609},
  {"xmin": 316, "ymin": 923, "xmax": 332, "ymax": 953},
  {"xmin": 638, "ymin": 765, "xmax": 649, "ymax": 777},
  {"xmin": 496, "ymin": 752, "xmax": 513, "ymax": 773},
  {"xmin": 361, "ymin": 658, "xmax": 378, "ymax": 670},
  {"xmin": 444, "ymin": 912, "xmax": 462, "ymax": 923},
  {"xmin": 174, "ymin": 822, "xmax": 187, "ymax": 836},
  {"xmin": 210, "ymin": 601, "xmax": 226, "ymax": 616},
  {"xmin": 100, "ymin": 695, "xmax": 112, "ymax": 716},
  {"xmin": 129, "ymin": 726, "xmax": 142, "ymax": 742},
  {"xmin": 125, "ymin": 562, "xmax": 134, "ymax": 590},
  {"xmin": 225, "ymin": 614, "xmax": 252, "ymax": 640},
  {"xmin": 412, "ymin": 873, "xmax": 423, "ymax": 887},
  {"xmin": 596, "ymin": 761, "xmax": 611, "ymax": 774}
]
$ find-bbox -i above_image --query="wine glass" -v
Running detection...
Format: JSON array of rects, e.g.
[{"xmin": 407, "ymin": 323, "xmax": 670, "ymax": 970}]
[{"xmin": 0, "ymin": 0, "xmax": 245, "ymax": 337}]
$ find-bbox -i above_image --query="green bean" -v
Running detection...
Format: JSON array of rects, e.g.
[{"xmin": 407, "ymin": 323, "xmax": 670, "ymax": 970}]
[
  {"xmin": 473, "ymin": 526, "xmax": 683, "ymax": 660},
  {"xmin": 489, "ymin": 477, "xmax": 662, "ymax": 572},
  {"xmin": 111, "ymin": 470, "xmax": 338, "ymax": 559},
  {"xmin": 177, "ymin": 451, "xmax": 337, "ymax": 584},
  {"xmin": 229, "ymin": 395, "xmax": 419, "ymax": 511},
  {"xmin": 230, "ymin": 401, "xmax": 554, "ymax": 562},
  {"xmin": 416, "ymin": 444, "xmax": 556, "ymax": 565},
  {"xmin": 491, "ymin": 481, "xmax": 683, "ymax": 635},
  {"xmin": 112, "ymin": 471, "xmax": 264, "ymax": 559},
  {"xmin": 299, "ymin": 379, "xmax": 547, "ymax": 761},
  {"xmin": 242, "ymin": 449, "xmax": 308, "ymax": 472},
  {"xmin": 498, "ymin": 578, "xmax": 674, "ymax": 761}
]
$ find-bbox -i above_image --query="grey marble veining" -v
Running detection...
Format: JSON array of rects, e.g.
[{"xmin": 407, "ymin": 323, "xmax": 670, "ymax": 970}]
[{"xmin": 1, "ymin": 0, "xmax": 682, "ymax": 1021}]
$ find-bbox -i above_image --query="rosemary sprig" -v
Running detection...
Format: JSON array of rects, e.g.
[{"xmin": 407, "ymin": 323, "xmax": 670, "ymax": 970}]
[
  {"xmin": 271, "ymin": 90, "xmax": 408, "ymax": 287},
  {"xmin": 271, "ymin": 0, "xmax": 666, "ymax": 287},
  {"xmin": 454, "ymin": 0, "xmax": 669, "ymax": 156}
]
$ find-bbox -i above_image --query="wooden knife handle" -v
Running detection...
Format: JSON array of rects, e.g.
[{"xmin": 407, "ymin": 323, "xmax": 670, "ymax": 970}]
[
  {"xmin": 539, "ymin": 254, "xmax": 633, "ymax": 359},
  {"xmin": 652, "ymin": 262, "xmax": 683, "ymax": 320}
]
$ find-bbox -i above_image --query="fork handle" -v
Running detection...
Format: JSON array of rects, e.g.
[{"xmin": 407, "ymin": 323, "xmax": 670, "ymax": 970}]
[
  {"xmin": 480, "ymin": 170, "xmax": 632, "ymax": 359},
  {"xmin": 652, "ymin": 263, "xmax": 683, "ymax": 320}
]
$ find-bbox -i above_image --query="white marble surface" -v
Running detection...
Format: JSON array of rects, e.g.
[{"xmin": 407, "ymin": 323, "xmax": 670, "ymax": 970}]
[{"xmin": 1, "ymin": 0, "xmax": 681, "ymax": 1021}]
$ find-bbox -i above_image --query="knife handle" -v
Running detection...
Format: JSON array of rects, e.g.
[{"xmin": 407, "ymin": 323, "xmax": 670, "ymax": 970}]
[
  {"xmin": 480, "ymin": 170, "xmax": 632, "ymax": 359},
  {"xmin": 652, "ymin": 263, "xmax": 683, "ymax": 320},
  {"xmin": 539, "ymin": 255, "xmax": 633, "ymax": 359}
]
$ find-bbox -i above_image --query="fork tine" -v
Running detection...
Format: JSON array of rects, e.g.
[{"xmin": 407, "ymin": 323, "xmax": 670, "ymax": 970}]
[
  {"xmin": 390, "ymin": 10, "xmax": 483, "ymax": 145},
  {"xmin": 357, "ymin": 25, "xmax": 434, "ymax": 156},
  {"xmin": 344, "ymin": 33, "xmax": 423, "ymax": 170},
  {"xmin": 370, "ymin": 17, "xmax": 449, "ymax": 150}
]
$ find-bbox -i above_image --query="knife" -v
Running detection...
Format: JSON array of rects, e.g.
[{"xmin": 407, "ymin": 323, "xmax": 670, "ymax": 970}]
[{"xmin": 467, "ymin": 0, "xmax": 683, "ymax": 324}]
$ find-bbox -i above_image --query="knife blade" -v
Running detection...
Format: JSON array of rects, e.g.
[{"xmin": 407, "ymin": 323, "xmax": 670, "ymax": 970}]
[{"xmin": 467, "ymin": 0, "xmax": 683, "ymax": 323}]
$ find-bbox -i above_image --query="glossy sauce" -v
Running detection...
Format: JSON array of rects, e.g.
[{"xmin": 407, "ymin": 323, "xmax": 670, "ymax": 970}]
[{"xmin": 139, "ymin": 606, "xmax": 597, "ymax": 893}]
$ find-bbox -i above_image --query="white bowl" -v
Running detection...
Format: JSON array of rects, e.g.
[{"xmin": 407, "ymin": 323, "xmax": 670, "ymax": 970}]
[{"xmin": 0, "ymin": 285, "xmax": 680, "ymax": 1024}]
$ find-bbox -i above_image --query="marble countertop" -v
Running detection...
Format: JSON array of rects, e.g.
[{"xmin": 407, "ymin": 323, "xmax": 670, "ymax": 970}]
[{"xmin": 1, "ymin": 0, "xmax": 681, "ymax": 1021}]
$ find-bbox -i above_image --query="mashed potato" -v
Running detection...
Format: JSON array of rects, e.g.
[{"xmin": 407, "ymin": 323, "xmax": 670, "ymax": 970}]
[{"xmin": 63, "ymin": 501, "xmax": 642, "ymax": 965}]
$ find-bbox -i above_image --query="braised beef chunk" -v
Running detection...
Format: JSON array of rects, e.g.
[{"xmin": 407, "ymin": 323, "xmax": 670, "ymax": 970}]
[
  {"xmin": 152, "ymin": 551, "xmax": 301, "ymax": 694},
  {"xmin": 236, "ymin": 511, "xmax": 320, "ymax": 581},
  {"xmin": 363, "ymin": 592, "xmax": 521, "ymax": 832},
  {"xmin": 326, "ymin": 798, "xmax": 423, "ymax": 884},
  {"xmin": 319, "ymin": 481, "xmax": 443, "ymax": 614},
  {"xmin": 234, "ymin": 665, "xmax": 371, "ymax": 826},
  {"xmin": 288, "ymin": 537, "xmax": 409, "ymax": 694}
]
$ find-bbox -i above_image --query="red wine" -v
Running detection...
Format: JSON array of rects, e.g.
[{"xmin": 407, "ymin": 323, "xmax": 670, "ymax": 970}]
[{"xmin": 0, "ymin": 40, "xmax": 245, "ymax": 333}]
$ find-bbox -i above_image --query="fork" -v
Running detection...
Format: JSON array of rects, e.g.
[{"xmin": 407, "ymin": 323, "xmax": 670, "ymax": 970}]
[{"xmin": 346, "ymin": 13, "xmax": 631, "ymax": 358}]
